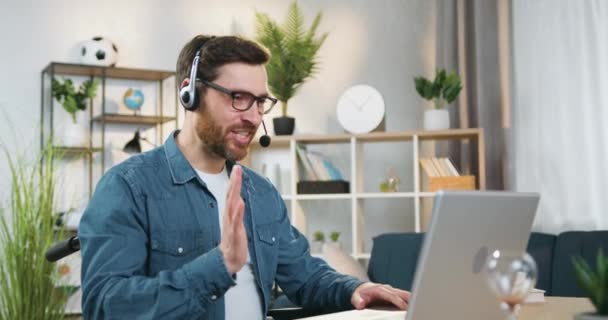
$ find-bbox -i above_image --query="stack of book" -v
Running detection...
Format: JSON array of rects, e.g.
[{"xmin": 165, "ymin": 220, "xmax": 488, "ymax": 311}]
[
  {"xmin": 419, "ymin": 157, "xmax": 477, "ymax": 231},
  {"xmin": 419, "ymin": 157, "xmax": 476, "ymax": 192},
  {"xmin": 296, "ymin": 145, "xmax": 349, "ymax": 194}
]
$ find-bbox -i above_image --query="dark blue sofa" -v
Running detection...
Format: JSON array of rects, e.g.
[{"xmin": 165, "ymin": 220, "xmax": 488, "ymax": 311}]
[
  {"xmin": 267, "ymin": 231, "xmax": 608, "ymax": 320},
  {"xmin": 365, "ymin": 230, "xmax": 608, "ymax": 296}
]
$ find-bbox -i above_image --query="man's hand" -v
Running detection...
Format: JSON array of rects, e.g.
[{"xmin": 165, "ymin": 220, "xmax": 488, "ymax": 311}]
[
  {"xmin": 351, "ymin": 282, "xmax": 411, "ymax": 310},
  {"xmin": 219, "ymin": 165, "xmax": 248, "ymax": 275}
]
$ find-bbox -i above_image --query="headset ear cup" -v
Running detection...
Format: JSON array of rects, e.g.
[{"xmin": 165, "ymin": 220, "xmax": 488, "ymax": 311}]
[
  {"xmin": 179, "ymin": 85, "xmax": 198, "ymax": 111},
  {"xmin": 179, "ymin": 86, "xmax": 190, "ymax": 109},
  {"xmin": 191, "ymin": 88, "xmax": 199, "ymax": 110}
]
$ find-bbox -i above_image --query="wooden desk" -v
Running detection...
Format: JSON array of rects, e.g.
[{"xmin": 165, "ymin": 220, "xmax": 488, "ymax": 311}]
[
  {"xmin": 66, "ymin": 297, "xmax": 594, "ymax": 320},
  {"xmin": 520, "ymin": 297, "xmax": 593, "ymax": 320},
  {"xmin": 297, "ymin": 297, "xmax": 594, "ymax": 320}
]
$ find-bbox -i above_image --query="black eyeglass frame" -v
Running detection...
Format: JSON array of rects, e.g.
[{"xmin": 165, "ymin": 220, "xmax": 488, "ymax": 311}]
[{"xmin": 198, "ymin": 79, "xmax": 278, "ymax": 114}]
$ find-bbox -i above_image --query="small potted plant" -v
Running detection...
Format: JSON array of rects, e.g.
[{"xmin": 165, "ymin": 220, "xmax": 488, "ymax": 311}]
[
  {"xmin": 255, "ymin": 0, "xmax": 329, "ymax": 135},
  {"xmin": 328, "ymin": 231, "xmax": 341, "ymax": 249},
  {"xmin": 414, "ymin": 69, "xmax": 462, "ymax": 131},
  {"xmin": 311, "ymin": 230, "xmax": 325, "ymax": 253},
  {"xmin": 51, "ymin": 78, "xmax": 99, "ymax": 146},
  {"xmin": 572, "ymin": 249, "xmax": 608, "ymax": 319}
]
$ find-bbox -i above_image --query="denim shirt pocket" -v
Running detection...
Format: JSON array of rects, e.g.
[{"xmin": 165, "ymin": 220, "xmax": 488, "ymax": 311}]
[
  {"xmin": 149, "ymin": 230, "xmax": 206, "ymax": 275},
  {"xmin": 255, "ymin": 221, "xmax": 279, "ymax": 294}
]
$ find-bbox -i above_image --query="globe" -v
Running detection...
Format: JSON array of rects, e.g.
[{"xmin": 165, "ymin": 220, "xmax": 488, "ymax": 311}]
[{"xmin": 123, "ymin": 88, "xmax": 144, "ymax": 111}]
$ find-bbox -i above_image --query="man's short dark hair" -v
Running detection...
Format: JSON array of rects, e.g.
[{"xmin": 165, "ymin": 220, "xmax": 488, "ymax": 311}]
[{"xmin": 176, "ymin": 35, "xmax": 271, "ymax": 86}]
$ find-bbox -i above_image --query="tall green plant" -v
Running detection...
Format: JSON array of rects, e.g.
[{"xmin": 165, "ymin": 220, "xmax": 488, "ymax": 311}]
[
  {"xmin": 572, "ymin": 249, "xmax": 608, "ymax": 315},
  {"xmin": 0, "ymin": 143, "xmax": 67, "ymax": 320},
  {"xmin": 255, "ymin": 0, "xmax": 329, "ymax": 117},
  {"xmin": 414, "ymin": 69, "xmax": 462, "ymax": 109}
]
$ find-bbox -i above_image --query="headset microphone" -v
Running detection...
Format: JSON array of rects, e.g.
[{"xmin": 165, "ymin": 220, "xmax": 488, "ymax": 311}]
[{"xmin": 259, "ymin": 120, "xmax": 271, "ymax": 147}]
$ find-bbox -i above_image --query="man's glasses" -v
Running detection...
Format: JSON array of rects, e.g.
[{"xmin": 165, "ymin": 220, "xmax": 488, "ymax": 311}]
[{"xmin": 200, "ymin": 79, "xmax": 278, "ymax": 114}]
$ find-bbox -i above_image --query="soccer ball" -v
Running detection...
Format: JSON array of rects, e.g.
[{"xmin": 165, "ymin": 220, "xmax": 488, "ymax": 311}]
[{"xmin": 79, "ymin": 36, "xmax": 118, "ymax": 67}]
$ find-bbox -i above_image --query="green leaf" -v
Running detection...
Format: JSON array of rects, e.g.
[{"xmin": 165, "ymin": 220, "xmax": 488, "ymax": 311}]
[
  {"xmin": 442, "ymin": 72, "xmax": 463, "ymax": 103},
  {"xmin": 414, "ymin": 77, "xmax": 435, "ymax": 100},
  {"xmin": 597, "ymin": 249, "xmax": 608, "ymax": 314},
  {"xmin": 434, "ymin": 69, "xmax": 447, "ymax": 87},
  {"xmin": 81, "ymin": 79, "xmax": 99, "ymax": 99},
  {"xmin": 573, "ymin": 255, "xmax": 603, "ymax": 312},
  {"xmin": 284, "ymin": 1, "xmax": 305, "ymax": 45}
]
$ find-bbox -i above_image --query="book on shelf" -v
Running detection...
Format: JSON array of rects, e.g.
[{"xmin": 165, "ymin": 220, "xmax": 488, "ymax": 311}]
[
  {"xmin": 306, "ymin": 151, "xmax": 331, "ymax": 180},
  {"xmin": 296, "ymin": 145, "xmax": 344, "ymax": 181},
  {"xmin": 442, "ymin": 157, "xmax": 460, "ymax": 176},
  {"xmin": 296, "ymin": 145, "xmax": 318, "ymax": 181},
  {"xmin": 420, "ymin": 157, "xmax": 461, "ymax": 177},
  {"xmin": 419, "ymin": 158, "xmax": 439, "ymax": 177},
  {"xmin": 430, "ymin": 157, "xmax": 449, "ymax": 176},
  {"xmin": 419, "ymin": 156, "xmax": 476, "ymax": 192}
]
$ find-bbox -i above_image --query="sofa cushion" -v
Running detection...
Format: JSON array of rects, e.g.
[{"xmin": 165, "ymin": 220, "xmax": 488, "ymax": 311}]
[
  {"xmin": 367, "ymin": 232, "xmax": 424, "ymax": 291},
  {"xmin": 551, "ymin": 230, "xmax": 608, "ymax": 297},
  {"xmin": 526, "ymin": 232, "xmax": 557, "ymax": 295}
]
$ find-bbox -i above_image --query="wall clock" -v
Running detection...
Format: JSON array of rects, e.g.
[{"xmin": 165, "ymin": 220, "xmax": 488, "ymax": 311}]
[{"xmin": 336, "ymin": 85, "xmax": 385, "ymax": 134}]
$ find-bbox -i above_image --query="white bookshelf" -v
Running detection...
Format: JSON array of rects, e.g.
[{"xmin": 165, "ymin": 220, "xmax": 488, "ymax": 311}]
[{"xmin": 244, "ymin": 128, "xmax": 485, "ymax": 259}]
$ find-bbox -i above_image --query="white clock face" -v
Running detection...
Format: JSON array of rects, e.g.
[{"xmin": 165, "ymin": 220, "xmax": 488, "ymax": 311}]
[{"xmin": 336, "ymin": 85, "xmax": 385, "ymax": 134}]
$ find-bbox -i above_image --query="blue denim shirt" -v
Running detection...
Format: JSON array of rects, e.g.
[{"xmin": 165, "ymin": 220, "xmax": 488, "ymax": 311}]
[{"xmin": 79, "ymin": 131, "xmax": 363, "ymax": 319}]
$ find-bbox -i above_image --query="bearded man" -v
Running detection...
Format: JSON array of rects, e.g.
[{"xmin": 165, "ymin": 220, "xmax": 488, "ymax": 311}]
[{"xmin": 79, "ymin": 35, "xmax": 409, "ymax": 320}]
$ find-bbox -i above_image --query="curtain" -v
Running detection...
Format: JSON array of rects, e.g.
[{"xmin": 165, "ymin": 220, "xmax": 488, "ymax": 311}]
[
  {"xmin": 434, "ymin": 0, "xmax": 513, "ymax": 191},
  {"xmin": 512, "ymin": 0, "xmax": 608, "ymax": 233}
]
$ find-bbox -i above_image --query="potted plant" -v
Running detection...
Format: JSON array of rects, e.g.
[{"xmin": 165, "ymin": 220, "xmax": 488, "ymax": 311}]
[
  {"xmin": 414, "ymin": 69, "xmax": 462, "ymax": 131},
  {"xmin": 0, "ymin": 143, "xmax": 69, "ymax": 319},
  {"xmin": 255, "ymin": 0, "xmax": 329, "ymax": 135},
  {"xmin": 51, "ymin": 77, "xmax": 99, "ymax": 146},
  {"xmin": 328, "ymin": 231, "xmax": 341, "ymax": 249},
  {"xmin": 572, "ymin": 249, "xmax": 608, "ymax": 319},
  {"xmin": 311, "ymin": 230, "xmax": 325, "ymax": 253}
]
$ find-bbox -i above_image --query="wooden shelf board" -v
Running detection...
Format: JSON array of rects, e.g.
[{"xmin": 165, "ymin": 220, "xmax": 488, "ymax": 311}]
[
  {"xmin": 356, "ymin": 192, "xmax": 417, "ymax": 199},
  {"xmin": 415, "ymin": 128, "xmax": 481, "ymax": 140},
  {"xmin": 295, "ymin": 134, "xmax": 352, "ymax": 144},
  {"xmin": 251, "ymin": 128, "xmax": 482, "ymax": 146},
  {"xmin": 250, "ymin": 136, "xmax": 291, "ymax": 148},
  {"xmin": 43, "ymin": 62, "xmax": 175, "ymax": 81},
  {"xmin": 295, "ymin": 194, "xmax": 351, "ymax": 200},
  {"xmin": 92, "ymin": 113, "xmax": 176, "ymax": 125},
  {"xmin": 52, "ymin": 146, "xmax": 102, "ymax": 157}
]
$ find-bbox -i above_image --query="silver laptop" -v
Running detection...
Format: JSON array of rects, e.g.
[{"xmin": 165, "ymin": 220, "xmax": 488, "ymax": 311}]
[{"xmin": 406, "ymin": 191, "xmax": 540, "ymax": 320}]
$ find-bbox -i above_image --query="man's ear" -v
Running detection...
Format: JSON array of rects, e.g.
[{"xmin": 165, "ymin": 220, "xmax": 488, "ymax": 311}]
[{"xmin": 180, "ymin": 78, "xmax": 190, "ymax": 89}]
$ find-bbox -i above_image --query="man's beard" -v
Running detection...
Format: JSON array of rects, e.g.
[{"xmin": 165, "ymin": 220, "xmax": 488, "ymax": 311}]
[{"xmin": 194, "ymin": 109, "xmax": 249, "ymax": 161}]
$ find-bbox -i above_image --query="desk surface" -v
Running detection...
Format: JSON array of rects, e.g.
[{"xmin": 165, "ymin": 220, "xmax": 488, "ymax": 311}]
[
  {"xmin": 298, "ymin": 297, "xmax": 594, "ymax": 320},
  {"xmin": 519, "ymin": 296, "xmax": 593, "ymax": 320}
]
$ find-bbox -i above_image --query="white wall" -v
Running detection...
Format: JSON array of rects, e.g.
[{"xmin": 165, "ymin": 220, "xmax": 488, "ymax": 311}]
[{"xmin": 0, "ymin": 1, "xmax": 438, "ymax": 236}]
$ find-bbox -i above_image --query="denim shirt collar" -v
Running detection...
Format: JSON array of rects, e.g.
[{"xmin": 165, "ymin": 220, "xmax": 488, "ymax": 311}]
[{"xmin": 163, "ymin": 130, "xmax": 249, "ymax": 187}]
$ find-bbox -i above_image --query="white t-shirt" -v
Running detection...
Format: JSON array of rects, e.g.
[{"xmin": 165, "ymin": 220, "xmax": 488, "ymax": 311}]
[{"xmin": 195, "ymin": 166, "xmax": 263, "ymax": 320}]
